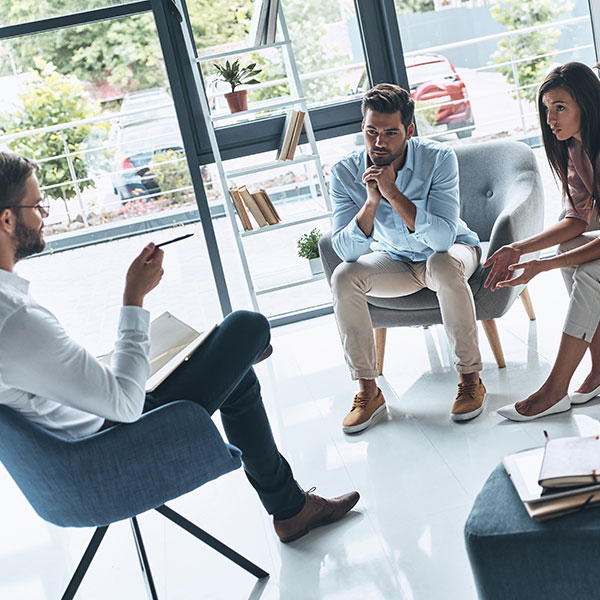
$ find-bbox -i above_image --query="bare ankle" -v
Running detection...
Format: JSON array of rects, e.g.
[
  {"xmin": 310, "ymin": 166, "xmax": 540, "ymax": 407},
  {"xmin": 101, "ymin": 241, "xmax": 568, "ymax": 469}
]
[
  {"xmin": 358, "ymin": 378, "xmax": 378, "ymax": 397},
  {"xmin": 459, "ymin": 372, "xmax": 479, "ymax": 385}
]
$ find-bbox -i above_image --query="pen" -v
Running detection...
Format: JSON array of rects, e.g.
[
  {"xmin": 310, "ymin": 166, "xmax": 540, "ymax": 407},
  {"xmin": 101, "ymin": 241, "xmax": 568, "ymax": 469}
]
[{"xmin": 155, "ymin": 233, "xmax": 194, "ymax": 248}]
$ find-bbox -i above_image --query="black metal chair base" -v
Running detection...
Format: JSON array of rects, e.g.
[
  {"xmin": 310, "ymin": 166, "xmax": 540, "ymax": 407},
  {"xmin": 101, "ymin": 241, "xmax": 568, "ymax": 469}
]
[{"xmin": 61, "ymin": 506, "xmax": 268, "ymax": 599}]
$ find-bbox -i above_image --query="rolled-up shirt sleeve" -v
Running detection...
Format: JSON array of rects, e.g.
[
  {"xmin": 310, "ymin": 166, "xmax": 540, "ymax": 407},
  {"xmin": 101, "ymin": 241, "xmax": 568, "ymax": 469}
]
[
  {"xmin": 410, "ymin": 148, "xmax": 459, "ymax": 252},
  {"xmin": 331, "ymin": 164, "xmax": 373, "ymax": 262},
  {"xmin": 0, "ymin": 304, "xmax": 150, "ymax": 423}
]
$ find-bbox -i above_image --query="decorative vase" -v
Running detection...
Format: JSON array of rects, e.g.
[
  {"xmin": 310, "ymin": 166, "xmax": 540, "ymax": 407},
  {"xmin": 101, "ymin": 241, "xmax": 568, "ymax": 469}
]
[
  {"xmin": 309, "ymin": 257, "xmax": 323, "ymax": 276},
  {"xmin": 224, "ymin": 90, "xmax": 248, "ymax": 113}
]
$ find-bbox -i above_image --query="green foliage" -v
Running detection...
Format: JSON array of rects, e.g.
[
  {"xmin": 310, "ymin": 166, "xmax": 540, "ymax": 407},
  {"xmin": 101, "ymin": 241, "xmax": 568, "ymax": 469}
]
[
  {"xmin": 394, "ymin": 0, "xmax": 435, "ymax": 15},
  {"xmin": 490, "ymin": 0, "xmax": 570, "ymax": 104},
  {"xmin": 414, "ymin": 100, "xmax": 439, "ymax": 135},
  {"xmin": 297, "ymin": 228, "xmax": 322, "ymax": 259},
  {"xmin": 151, "ymin": 150, "xmax": 193, "ymax": 205},
  {"xmin": 1, "ymin": 60, "xmax": 103, "ymax": 217},
  {"xmin": 213, "ymin": 60, "xmax": 262, "ymax": 93}
]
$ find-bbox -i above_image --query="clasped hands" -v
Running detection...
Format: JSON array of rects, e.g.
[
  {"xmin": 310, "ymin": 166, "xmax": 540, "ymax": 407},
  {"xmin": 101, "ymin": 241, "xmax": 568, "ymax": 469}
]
[
  {"xmin": 483, "ymin": 245, "xmax": 545, "ymax": 291},
  {"xmin": 362, "ymin": 164, "xmax": 397, "ymax": 201}
]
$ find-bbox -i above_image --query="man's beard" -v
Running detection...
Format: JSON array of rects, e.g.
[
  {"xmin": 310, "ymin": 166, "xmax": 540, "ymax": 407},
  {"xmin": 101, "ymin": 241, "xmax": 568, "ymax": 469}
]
[
  {"xmin": 13, "ymin": 217, "xmax": 45, "ymax": 261},
  {"xmin": 367, "ymin": 145, "xmax": 405, "ymax": 166}
]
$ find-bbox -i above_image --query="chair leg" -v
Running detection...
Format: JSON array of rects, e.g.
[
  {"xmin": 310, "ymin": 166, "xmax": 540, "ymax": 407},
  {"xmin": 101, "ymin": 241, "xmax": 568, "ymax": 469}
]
[
  {"xmin": 130, "ymin": 517, "xmax": 159, "ymax": 600},
  {"xmin": 519, "ymin": 286, "xmax": 536, "ymax": 320},
  {"xmin": 374, "ymin": 328, "xmax": 387, "ymax": 376},
  {"xmin": 154, "ymin": 505, "xmax": 269, "ymax": 580},
  {"xmin": 481, "ymin": 319, "xmax": 506, "ymax": 368},
  {"xmin": 61, "ymin": 526, "xmax": 109, "ymax": 600}
]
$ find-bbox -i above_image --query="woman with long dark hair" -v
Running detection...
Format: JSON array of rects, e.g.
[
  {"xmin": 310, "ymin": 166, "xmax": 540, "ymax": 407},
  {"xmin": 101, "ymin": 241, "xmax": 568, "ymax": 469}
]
[{"xmin": 484, "ymin": 61, "xmax": 600, "ymax": 421}]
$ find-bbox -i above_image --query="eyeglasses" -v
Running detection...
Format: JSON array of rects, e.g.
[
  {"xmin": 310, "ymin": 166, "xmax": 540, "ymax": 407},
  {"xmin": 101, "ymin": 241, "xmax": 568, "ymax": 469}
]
[{"xmin": 4, "ymin": 201, "xmax": 50, "ymax": 218}]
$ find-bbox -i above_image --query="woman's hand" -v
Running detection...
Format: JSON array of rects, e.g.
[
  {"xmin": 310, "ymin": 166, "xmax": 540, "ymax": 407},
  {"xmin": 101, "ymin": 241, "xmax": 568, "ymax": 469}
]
[
  {"xmin": 482, "ymin": 245, "xmax": 522, "ymax": 291},
  {"xmin": 496, "ymin": 259, "xmax": 547, "ymax": 288}
]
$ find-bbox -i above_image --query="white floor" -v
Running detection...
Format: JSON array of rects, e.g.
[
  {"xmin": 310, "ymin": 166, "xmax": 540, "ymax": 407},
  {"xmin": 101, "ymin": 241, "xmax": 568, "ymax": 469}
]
[{"xmin": 4, "ymin": 267, "xmax": 600, "ymax": 600}]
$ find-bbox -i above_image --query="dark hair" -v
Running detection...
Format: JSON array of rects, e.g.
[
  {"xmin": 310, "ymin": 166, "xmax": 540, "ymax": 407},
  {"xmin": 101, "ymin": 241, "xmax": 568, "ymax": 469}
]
[
  {"xmin": 537, "ymin": 62, "xmax": 600, "ymax": 204},
  {"xmin": 0, "ymin": 152, "xmax": 39, "ymax": 211},
  {"xmin": 361, "ymin": 83, "xmax": 415, "ymax": 130}
]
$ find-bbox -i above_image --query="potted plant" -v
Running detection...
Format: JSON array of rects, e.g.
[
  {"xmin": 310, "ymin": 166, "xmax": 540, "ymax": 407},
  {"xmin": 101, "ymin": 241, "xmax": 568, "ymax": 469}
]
[
  {"xmin": 213, "ymin": 60, "xmax": 262, "ymax": 113},
  {"xmin": 297, "ymin": 228, "xmax": 323, "ymax": 276}
]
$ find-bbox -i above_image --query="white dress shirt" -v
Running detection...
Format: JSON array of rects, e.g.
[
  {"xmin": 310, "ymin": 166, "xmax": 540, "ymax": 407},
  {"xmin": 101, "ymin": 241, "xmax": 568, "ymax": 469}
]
[{"xmin": 0, "ymin": 269, "xmax": 150, "ymax": 439}]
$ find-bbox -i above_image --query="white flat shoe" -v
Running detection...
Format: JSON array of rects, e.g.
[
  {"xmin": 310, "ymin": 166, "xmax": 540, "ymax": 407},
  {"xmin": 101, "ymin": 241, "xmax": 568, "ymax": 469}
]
[
  {"xmin": 570, "ymin": 384, "xmax": 600, "ymax": 405},
  {"xmin": 496, "ymin": 395, "xmax": 571, "ymax": 422}
]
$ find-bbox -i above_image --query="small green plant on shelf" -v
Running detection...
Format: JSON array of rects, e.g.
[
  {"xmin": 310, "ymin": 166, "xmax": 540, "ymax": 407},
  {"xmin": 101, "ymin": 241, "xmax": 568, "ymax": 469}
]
[
  {"xmin": 297, "ymin": 228, "xmax": 322, "ymax": 260},
  {"xmin": 213, "ymin": 60, "xmax": 262, "ymax": 113}
]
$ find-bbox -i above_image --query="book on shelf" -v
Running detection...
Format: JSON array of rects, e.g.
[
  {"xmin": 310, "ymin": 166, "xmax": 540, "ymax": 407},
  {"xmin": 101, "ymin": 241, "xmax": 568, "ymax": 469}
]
[
  {"xmin": 252, "ymin": 189, "xmax": 281, "ymax": 225},
  {"xmin": 539, "ymin": 434, "xmax": 600, "ymax": 489},
  {"xmin": 503, "ymin": 446, "xmax": 600, "ymax": 521},
  {"xmin": 100, "ymin": 312, "xmax": 217, "ymax": 393},
  {"xmin": 277, "ymin": 110, "xmax": 305, "ymax": 161},
  {"xmin": 266, "ymin": 0, "xmax": 279, "ymax": 44},
  {"xmin": 229, "ymin": 188, "xmax": 253, "ymax": 231},
  {"xmin": 238, "ymin": 185, "xmax": 269, "ymax": 227}
]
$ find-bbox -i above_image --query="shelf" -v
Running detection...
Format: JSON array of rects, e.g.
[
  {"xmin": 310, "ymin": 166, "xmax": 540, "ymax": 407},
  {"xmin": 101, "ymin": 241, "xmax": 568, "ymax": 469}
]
[
  {"xmin": 255, "ymin": 272, "xmax": 325, "ymax": 295},
  {"xmin": 196, "ymin": 40, "xmax": 290, "ymax": 63},
  {"xmin": 211, "ymin": 96, "xmax": 306, "ymax": 123},
  {"xmin": 240, "ymin": 211, "xmax": 331, "ymax": 237},
  {"xmin": 226, "ymin": 154, "xmax": 320, "ymax": 178}
]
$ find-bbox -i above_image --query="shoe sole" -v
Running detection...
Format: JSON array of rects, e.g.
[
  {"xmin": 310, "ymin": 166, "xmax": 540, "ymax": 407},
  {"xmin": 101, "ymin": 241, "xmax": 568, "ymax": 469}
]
[
  {"xmin": 451, "ymin": 393, "xmax": 486, "ymax": 422},
  {"xmin": 342, "ymin": 403, "xmax": 387, "ymax": 434},
  {"xmin": 278, "ymin": 495, "xmax": 361, "ymax": 543},
  {"xmin": 570, "ymin": 386, "xmax": 600, "ymax": 405}
]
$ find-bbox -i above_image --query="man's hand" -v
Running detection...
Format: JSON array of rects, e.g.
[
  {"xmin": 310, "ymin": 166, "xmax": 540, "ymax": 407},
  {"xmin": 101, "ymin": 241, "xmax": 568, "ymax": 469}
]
[
  {"xmin": 496, "ymin": 259, "xmax": 546, "ymax": 288},
  {"xmin": 123, "ymin": 243, "xmax": 164, "ymax": 307},
  {"xmin": 362, "ymin": 164, "xmax": 397, "ymax": 198},
  {"xmin": 482, "ymin": 245, "xmax": 522, "ymax": 291}
]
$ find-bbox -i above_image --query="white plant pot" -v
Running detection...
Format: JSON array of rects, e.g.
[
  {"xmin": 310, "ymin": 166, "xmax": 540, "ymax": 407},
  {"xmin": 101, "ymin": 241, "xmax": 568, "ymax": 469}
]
[{"xmin": 309, "ymin": 257, "xmax": 323, "ymax": 276}]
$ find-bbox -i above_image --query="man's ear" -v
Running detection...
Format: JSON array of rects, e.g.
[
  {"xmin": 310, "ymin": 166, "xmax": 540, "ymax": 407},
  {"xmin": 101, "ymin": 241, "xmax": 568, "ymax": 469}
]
[
  {"xmin": 0, "ymin": 208, "xmax": 15, "ymax": 234},
  {"xmin": 406, "ymin": 122, "xmax": 415, "ymax": 140},
  {"xmin": 361, "ymin": 119, "xmax": 365, "ymax": 131}
]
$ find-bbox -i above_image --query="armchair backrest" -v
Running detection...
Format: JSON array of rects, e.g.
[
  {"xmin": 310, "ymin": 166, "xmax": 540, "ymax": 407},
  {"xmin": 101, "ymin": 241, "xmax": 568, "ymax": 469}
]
[
  {"xmin": 455, "ymin": 141, "xmax": 542, "ymax": 243},
  {"xmin": 0, "ymin": 402, "xmax": 242, "ymax": 527}
]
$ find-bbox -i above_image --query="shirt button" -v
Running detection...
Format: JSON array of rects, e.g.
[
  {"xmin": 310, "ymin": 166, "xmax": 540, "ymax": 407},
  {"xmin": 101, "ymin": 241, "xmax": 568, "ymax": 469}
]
[{"xmin": 486, "ymin": 190, "xmax": 493, "ymax": 198}]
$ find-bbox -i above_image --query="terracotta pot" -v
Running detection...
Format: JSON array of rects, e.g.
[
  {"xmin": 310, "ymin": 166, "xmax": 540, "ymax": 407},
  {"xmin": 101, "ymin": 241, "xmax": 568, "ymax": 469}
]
[{"xmin": 224, "ymin": 90, "xmax": 248, "ymax": 113}]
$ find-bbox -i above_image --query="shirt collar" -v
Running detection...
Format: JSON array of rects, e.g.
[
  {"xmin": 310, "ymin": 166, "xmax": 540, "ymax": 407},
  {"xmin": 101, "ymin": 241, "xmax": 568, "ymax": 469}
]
[{"xmin": 0, "ymin": 268, "xmax": 30, "ymax": 294}]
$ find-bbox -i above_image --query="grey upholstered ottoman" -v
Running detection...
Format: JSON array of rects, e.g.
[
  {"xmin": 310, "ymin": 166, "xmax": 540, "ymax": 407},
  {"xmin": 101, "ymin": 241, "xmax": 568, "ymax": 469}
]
[{"xmin": 464, "ymin": 464, "xmax": 600, "ymax": 600}]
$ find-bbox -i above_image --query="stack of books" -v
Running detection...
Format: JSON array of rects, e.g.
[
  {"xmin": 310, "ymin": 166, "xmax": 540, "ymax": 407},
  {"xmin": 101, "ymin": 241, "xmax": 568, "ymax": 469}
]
[
  {"xmin": 248, "ymin": 0, "xmax": 279, "ymax": 46},
  {"xmin": 229, "ymin": 185, "xmax": 281, "ymax": 230},
  {"xmin": 277, "ymin": 110, "xmax": 305, "ymax": 161},
  {"xmin": 503, "ymin": 433, "xmax": 600, "ymax": 520}
]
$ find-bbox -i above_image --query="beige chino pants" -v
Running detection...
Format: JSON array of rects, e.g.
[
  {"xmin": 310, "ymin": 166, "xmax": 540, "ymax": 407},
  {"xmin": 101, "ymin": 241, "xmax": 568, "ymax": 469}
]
[
  {"xmin": 557, "ymin": 231, "xmax": 600, "ymax": 342},
  {"xmin": 331, "ymin": 244, "xmax": 482, "ymax": 379}
]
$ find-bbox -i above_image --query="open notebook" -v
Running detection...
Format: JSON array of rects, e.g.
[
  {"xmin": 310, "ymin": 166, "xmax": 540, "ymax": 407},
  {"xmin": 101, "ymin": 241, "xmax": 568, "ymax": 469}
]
[{"xmin": 100, "ymin": 312, "xmax": 217, "ymax": 392}]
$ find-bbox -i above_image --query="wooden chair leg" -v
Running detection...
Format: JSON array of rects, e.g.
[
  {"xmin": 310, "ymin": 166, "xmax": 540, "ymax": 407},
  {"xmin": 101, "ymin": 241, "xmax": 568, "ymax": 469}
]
[
  {"xmin": 519, "ymin": 286, "xmax": 536, "ymax": 320},
  {"xmin": 481, "ymin": 319, "xmax": 506, "ymax": 368},
  {"xmin": 374, "ymin": 328, "xmax": 387, "ymax": 376}
]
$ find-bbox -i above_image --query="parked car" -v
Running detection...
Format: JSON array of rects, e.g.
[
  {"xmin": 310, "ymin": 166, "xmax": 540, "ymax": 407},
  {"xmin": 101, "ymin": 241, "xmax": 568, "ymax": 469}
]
[
  {"xmin": 111, "ymin": 88, "xmax": 184, "ymax": 202},
  {"xmin": 405, "ymin": 54, "xmax": 475, "ymax": 139}
]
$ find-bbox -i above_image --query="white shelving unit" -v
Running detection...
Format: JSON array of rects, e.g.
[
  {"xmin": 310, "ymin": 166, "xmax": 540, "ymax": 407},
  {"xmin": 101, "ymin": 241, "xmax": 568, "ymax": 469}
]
[{"xmin": 179, "ymin": 2, "xmax": 331, "ymax": 312}]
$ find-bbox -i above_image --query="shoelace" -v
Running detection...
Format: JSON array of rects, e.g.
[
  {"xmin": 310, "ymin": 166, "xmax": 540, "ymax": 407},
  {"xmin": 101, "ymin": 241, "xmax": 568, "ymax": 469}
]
[
  {"xmin": 456, "ymin": 381, "xmax": 479, "ymax": 401},
  {"xmin": 351, "ymin": 393, "xmax": 372, "ymax": 411}
]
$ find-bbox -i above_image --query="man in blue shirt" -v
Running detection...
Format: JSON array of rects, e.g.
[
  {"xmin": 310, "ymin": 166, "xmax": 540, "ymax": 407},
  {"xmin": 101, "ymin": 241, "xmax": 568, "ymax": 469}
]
[{"xmin": 330, "ymin": 83, "xmax": 485, "ymax": 433}]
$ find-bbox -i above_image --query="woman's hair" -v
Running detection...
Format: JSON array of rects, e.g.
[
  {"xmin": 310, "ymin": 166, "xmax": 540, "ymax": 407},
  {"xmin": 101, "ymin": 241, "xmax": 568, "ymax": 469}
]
[{"xmin": 537, "ymin": 62, "xmax": 600, "ymax": 203}]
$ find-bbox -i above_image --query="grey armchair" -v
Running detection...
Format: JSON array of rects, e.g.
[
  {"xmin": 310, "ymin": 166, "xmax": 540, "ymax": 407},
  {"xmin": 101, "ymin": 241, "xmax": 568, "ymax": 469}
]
[{"xmin": 319, "ymin": 140, "xmax": 544, "ymax": 373}]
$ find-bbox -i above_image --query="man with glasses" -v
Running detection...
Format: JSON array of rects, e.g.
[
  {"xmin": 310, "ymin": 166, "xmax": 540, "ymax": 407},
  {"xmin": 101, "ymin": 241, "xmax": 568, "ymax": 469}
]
[{"xmin": 0, "ymin": 151, "xmax": 359, "ymax": 543}]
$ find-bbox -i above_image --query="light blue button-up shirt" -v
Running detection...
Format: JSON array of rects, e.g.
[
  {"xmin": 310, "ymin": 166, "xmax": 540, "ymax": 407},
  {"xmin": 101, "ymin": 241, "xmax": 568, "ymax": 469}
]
[{"xmin": 330, "ymin": 136, "xmax": 479, "ymax": 263}]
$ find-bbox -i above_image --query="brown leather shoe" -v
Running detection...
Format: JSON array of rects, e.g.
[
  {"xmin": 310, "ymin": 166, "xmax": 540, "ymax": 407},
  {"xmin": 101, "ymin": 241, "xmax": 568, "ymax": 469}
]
[
  {"xmin": 273, "ymin": 488, "xmax": 360, "ymax": 543},
  {"xmin": 451, "ymin": 379, "xmax": 486, "ymax": 421},
  {"xmin": 342, "ymin": 388, "xmax": 386, "ymax": 433}
]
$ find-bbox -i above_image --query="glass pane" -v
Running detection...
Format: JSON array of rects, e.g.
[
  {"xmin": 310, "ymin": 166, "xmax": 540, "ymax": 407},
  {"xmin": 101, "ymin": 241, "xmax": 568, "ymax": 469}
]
[
  {"xmin": 0, "ymin": 13, "xmax": 222, "ymax": 336},
  {"xmin": 188, "ymin": 0, "xmax": 367, "ymax": 110},
  {"xmin": 393, "ymin": 0, "xmax": 597, "ymax": 226},
  {"xmin": 0, "ymin": 0, "xmax": 131, "ymax": 27}
]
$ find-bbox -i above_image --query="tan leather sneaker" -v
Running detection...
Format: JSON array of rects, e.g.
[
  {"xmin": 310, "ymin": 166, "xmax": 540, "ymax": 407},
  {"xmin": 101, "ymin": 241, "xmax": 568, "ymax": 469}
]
[
  {"xmin": 451, "ymin": 379, "xmax": 486, "ymax": 422},
  {"xmin": 342, "ymin": 388, "xmax": 387, "ymax": 434},
  {"xmin": 274, "ymin": 488, "xmax": 360, "ymax": 543}
]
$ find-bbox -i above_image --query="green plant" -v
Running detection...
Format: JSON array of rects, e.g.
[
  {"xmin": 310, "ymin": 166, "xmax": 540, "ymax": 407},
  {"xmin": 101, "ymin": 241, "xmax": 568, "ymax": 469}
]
[
  {"xmin": 490, "ymin": 0, "xmax": 571, "ymax": 104},
  {"xmin": 297, "ymin": 228, "xmax": 322, "ymax": 260},
  {"xmin": 213, "ymin": 59, "xmax": 262, "ymax": 93}
]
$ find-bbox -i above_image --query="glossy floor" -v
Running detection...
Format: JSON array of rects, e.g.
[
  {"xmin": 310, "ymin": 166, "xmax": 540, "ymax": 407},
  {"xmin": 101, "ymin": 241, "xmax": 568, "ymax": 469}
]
[{"xmin": 3, "ymin": 268, "xmax": 600, "ymax": 600}]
